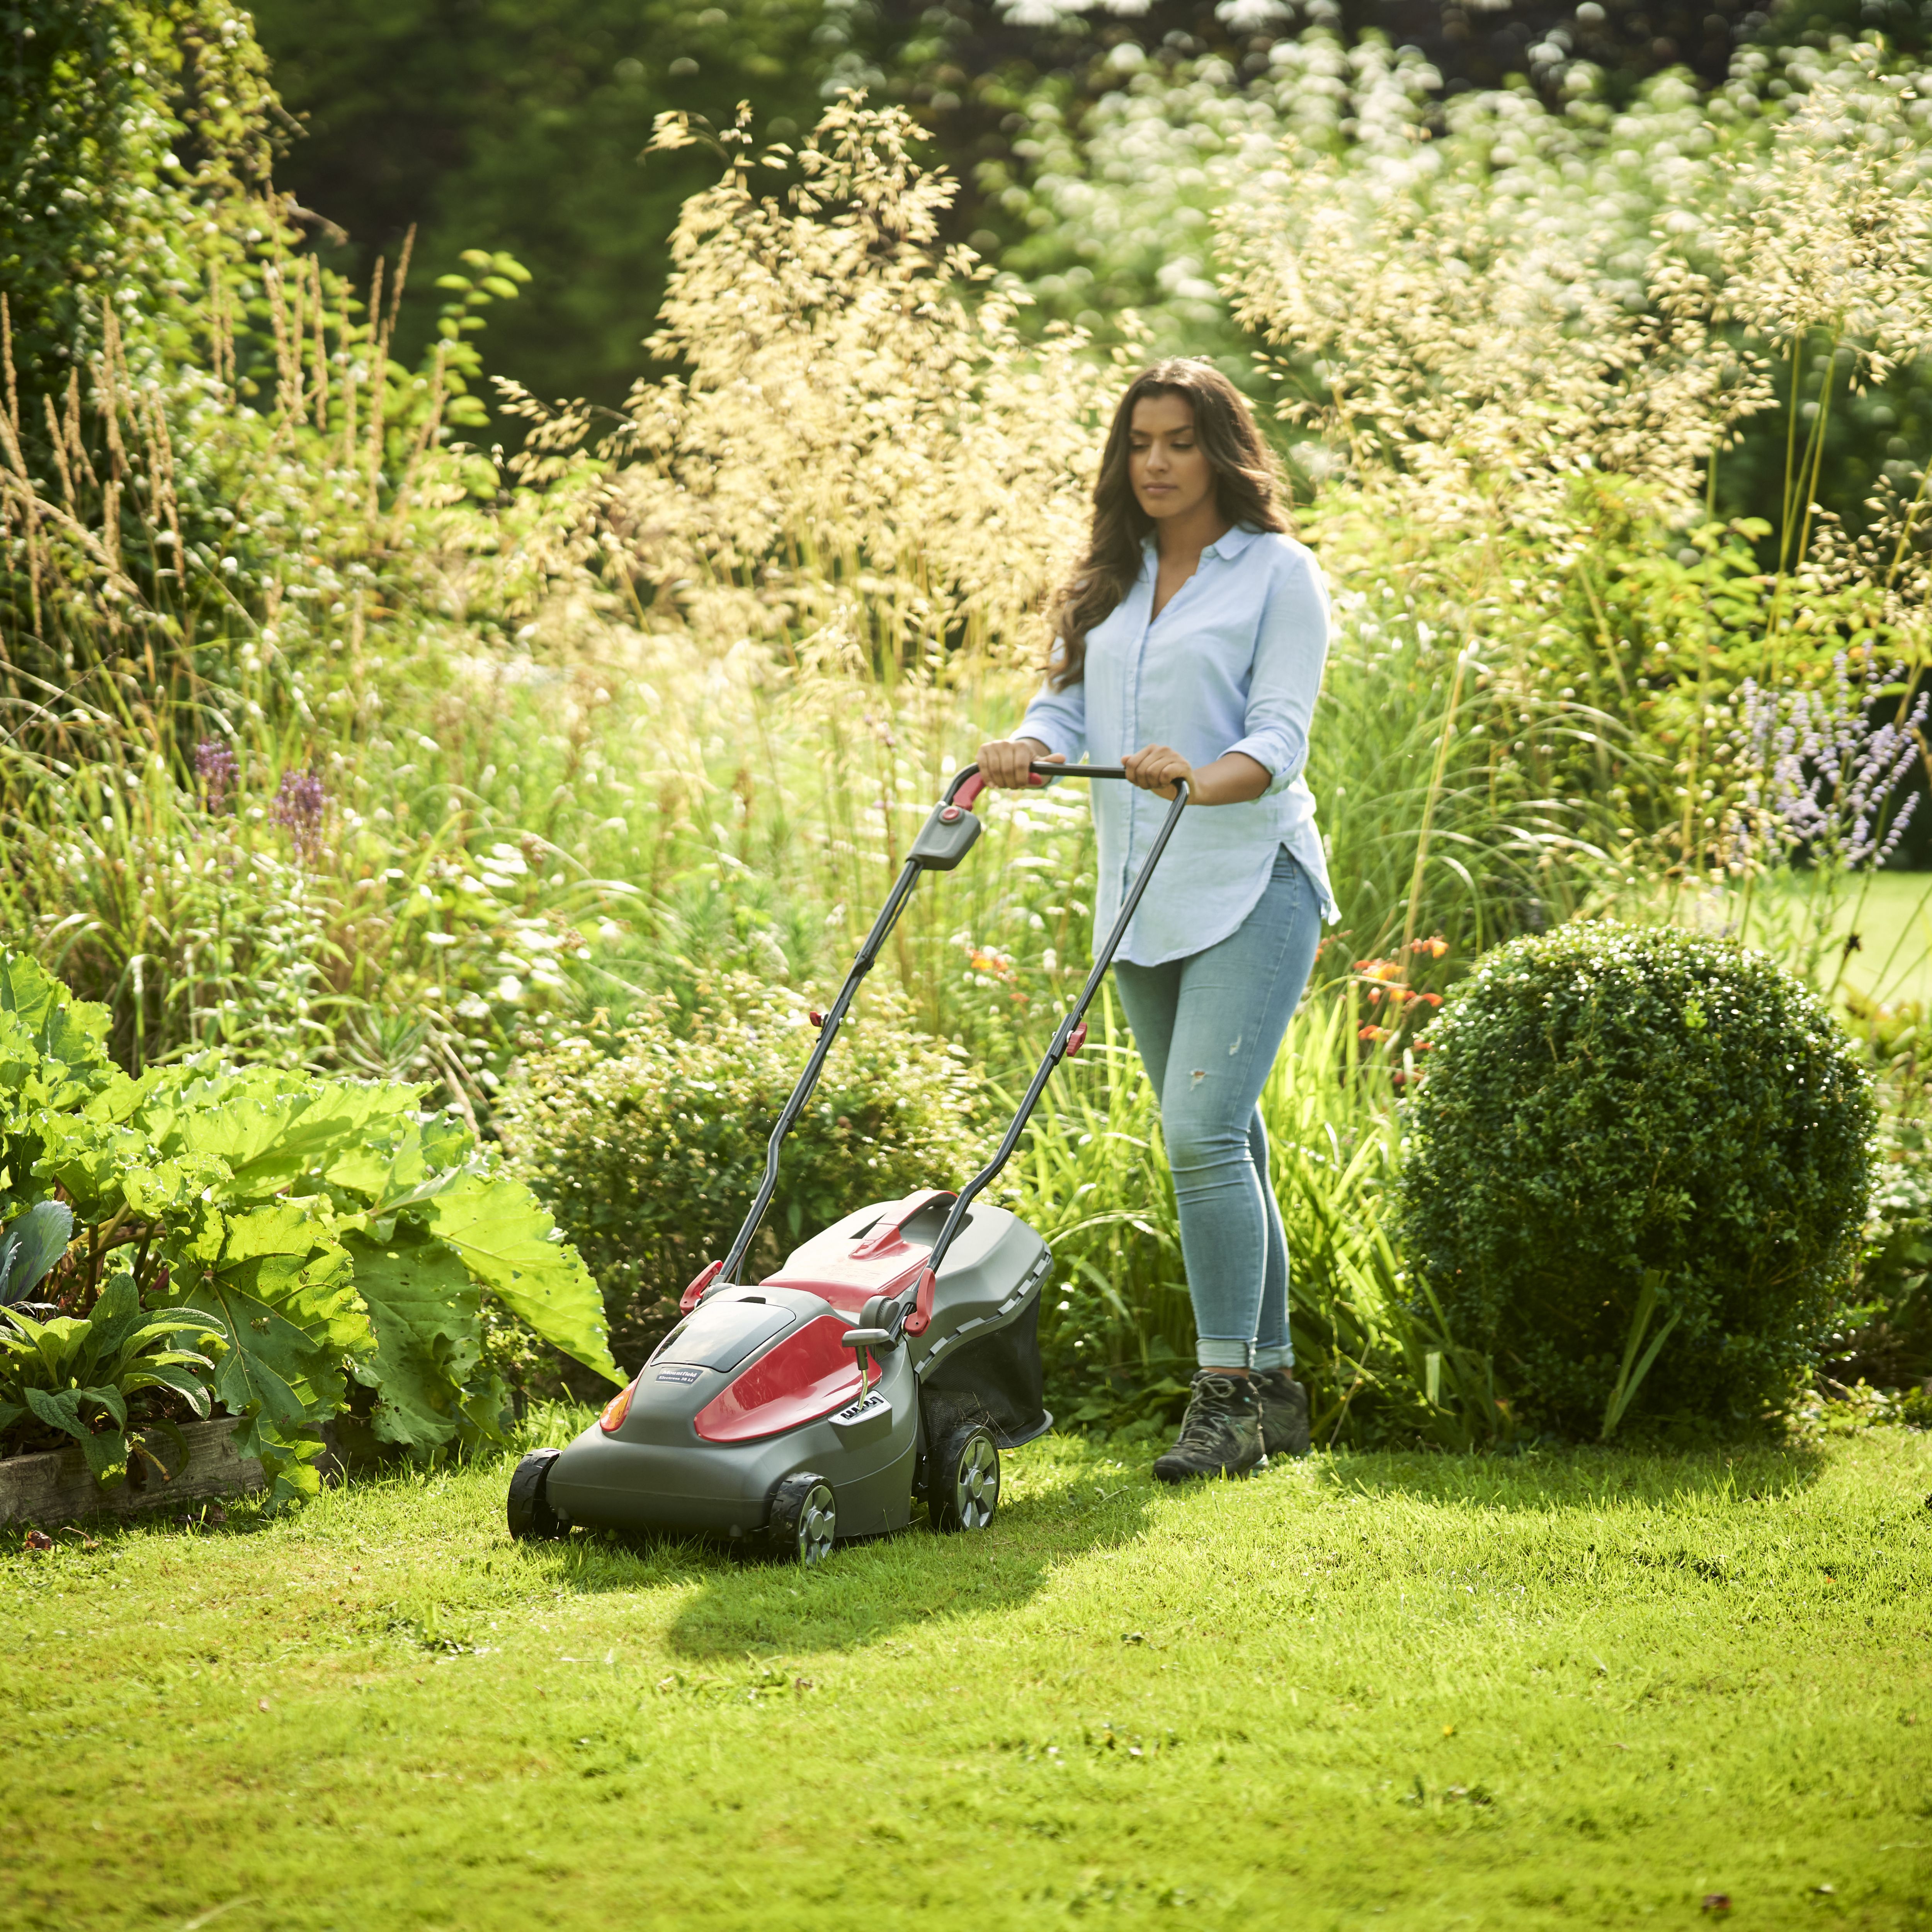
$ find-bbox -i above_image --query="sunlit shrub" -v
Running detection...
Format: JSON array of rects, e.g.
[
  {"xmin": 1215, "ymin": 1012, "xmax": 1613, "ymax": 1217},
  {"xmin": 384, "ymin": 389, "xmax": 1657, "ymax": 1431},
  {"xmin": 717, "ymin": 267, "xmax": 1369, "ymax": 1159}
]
[
  {"xmin": 1832, "ymin": 995, "xmax": 1932, "ymax": 1389},
  {"xmin": 496, "ymin": 974, "xmax": 989, "ymax": 1376},
  {"xmin": 1398, "ymin": 923, "xmax": 1875, "ymax": 1438}
]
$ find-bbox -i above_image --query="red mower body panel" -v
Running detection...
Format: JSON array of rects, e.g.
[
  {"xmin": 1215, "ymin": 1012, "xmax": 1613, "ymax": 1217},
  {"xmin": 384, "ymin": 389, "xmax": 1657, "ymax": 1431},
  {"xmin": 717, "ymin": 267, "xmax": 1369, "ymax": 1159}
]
[
  {"xmin": 756, "ymin": 1187, "xmax": 951, "ymax": 1311},
  {"xmin": 693, "ymin": 1313, "xmax": 866, "ymax": 1443}
]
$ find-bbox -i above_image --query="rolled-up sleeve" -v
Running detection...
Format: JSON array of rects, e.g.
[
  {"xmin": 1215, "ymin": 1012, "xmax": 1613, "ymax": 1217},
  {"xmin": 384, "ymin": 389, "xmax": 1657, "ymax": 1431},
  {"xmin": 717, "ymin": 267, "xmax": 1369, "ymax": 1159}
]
[
  {"xmin": 1016, "ymin": 649, "xmax": 1088, "ymax": 762},
  {"xmin": 1223, "ymin": 547, "xmax": 1329, "ymax": 797}
]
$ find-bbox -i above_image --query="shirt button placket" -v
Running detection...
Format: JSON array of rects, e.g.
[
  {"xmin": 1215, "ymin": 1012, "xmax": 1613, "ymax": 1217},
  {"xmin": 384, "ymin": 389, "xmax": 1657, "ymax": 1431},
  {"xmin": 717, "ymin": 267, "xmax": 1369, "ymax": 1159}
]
[{"xmin": 1124, "ymin": 605, "xmax": 1151, "ymax": 910}]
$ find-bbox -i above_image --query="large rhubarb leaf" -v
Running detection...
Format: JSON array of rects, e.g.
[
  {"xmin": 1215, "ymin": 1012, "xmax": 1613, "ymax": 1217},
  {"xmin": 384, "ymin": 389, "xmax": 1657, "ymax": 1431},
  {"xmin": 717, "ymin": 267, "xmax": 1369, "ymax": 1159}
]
[
  {"xmin": 0, "ymin": 951, "xmax": 114, "ymax": 1105},
  {"xmin": 419, "ymin": 1170, "xmax": 621, "ymax": 1383},
  {"xmin": 139, "ymin": 1066, "xmax": 428, "ymax": 1202},
  {"xmin": 0, "ymin": 953, "xmax": 117, "ymax": 1218},
  {"xmin": 341, "ymin": 1225, "xmax": 492, "ymax": 1451},
  {"xmin": 324, "ymin": 1114, "xmax": 473, "ymax": 1211},
  {"xmin": 170, "ymin": 1201, "xmax": 372, "ymax": 1501},
  {"xmin": 30, "ymin": 1113, "xmax": 189, "ymax": 1224}
]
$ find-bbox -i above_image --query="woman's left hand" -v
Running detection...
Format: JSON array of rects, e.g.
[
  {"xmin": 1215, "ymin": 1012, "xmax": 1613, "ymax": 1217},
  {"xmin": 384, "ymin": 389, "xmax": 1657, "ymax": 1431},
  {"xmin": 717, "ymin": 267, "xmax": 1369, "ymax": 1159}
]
[{"xmin": 1122, "ymin": 743, "xmax": 1194, "ymax": 801}]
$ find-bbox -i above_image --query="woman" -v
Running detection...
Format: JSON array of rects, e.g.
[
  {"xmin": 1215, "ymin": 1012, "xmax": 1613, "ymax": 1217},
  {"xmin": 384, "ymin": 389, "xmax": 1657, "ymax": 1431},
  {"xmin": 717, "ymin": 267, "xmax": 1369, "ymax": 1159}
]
[{"xmin": 978, "ymin": 360, "xmax": 1334, "ymax": 1483}]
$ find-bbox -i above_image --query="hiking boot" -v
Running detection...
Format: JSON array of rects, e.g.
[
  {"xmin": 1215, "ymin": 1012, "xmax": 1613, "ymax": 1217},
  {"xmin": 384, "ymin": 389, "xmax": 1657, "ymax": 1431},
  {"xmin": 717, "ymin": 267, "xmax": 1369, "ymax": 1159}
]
[
  {"xmin": 1257, "ymin": 1368, "xmax": 1310, "ymax": 1459},
  {"xmin": 1151, "ymin": 1371, "xmax": 1268, "ymax": 1485}
]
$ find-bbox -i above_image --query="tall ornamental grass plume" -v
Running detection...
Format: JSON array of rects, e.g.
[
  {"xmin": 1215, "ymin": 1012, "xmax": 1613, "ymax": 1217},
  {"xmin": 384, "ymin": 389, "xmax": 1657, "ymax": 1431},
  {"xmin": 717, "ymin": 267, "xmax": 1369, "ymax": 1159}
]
[
  {"xmin": 1208, "ymin": 39, "xmax": 1932, "ymax": 917},
  {"xmin": 507, "ymin": 97, "xmax": 1122, "ymax": 681},
  {"xmin": 1217, "ymin": 75, "xmax": 1735, "ymax": 543},
  {"xmin": 1214, "ymin": 38, "xmax": 1932, "ymax": 556},
  {"xmin": 1397, "ymin": 923, "xmax": 1876, "ymax": 1442}
]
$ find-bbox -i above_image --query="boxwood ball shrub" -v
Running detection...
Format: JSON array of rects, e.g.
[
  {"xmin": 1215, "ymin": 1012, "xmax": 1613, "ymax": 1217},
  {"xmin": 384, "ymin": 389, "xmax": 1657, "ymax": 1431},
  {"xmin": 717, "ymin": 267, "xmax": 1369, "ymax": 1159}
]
[
  {"xmin": 1397, "ymin": 923, "xmax": 1874, "ymax": 1438},
  {"xmin": 497, "ymin": 975, "xmax": 988, "ymax": 1377}
]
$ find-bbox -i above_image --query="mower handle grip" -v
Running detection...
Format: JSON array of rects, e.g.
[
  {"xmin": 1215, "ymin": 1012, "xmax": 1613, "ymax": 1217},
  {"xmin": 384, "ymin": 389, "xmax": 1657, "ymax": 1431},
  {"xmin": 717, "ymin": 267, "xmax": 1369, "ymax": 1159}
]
[{"xmin": 949, "ymin": 761, "xmax": 1139, "ymax": 811}]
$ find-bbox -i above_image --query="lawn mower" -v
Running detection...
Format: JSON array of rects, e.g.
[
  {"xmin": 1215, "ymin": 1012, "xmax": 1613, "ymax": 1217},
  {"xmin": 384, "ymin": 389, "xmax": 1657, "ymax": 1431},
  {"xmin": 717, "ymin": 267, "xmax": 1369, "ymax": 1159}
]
[{"xmin": 507, "ymin": 760, "xmax": 1187, "ymax": 1563}]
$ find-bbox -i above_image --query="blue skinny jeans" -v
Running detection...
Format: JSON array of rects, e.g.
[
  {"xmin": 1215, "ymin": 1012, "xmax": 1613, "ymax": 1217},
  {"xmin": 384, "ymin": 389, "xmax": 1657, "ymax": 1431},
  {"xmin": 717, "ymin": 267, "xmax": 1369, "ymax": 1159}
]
[{"xmin": 1112, "ymin": 847, "xmax": 1323, "ymax": 1371}]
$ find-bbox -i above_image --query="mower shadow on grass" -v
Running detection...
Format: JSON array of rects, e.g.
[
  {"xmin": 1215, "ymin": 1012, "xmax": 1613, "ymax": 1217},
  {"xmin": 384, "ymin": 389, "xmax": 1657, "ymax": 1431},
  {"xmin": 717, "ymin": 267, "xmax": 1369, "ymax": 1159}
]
[
  {"xmin": 516, "ymin": 1460, "xmax": 1161, "ymax": 1660},
  {"xmin": 1311, "ymin": 1442, "xmax": 1830, "ymax": 1512}
]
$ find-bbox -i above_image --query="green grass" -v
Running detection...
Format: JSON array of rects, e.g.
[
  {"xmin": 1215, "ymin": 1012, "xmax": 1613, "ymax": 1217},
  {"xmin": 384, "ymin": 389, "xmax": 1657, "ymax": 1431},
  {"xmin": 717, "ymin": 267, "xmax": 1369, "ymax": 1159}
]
[
  {"xmin": 1818, "ymin": 872, "xmax": 1932, "ymax": 1009},
  {"xmin": 3, "ymin": 1425, "xmax": 1930, "ymax": 1930}
]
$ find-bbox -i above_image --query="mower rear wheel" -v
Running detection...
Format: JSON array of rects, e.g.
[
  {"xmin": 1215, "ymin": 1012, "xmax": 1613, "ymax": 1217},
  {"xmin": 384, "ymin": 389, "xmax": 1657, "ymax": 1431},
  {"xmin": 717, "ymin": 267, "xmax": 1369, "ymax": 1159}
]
[
  {"xmin": 769, "ymin": 1472, "xmax": 837, "ymax": 1566},
  {"xmin": 507, "ymin": 1448, "xmax": 566, "ymax": 1541},
  {"xmin": 925, "ymin": 1423, "xmax": 1000, "ymax": 1532}
]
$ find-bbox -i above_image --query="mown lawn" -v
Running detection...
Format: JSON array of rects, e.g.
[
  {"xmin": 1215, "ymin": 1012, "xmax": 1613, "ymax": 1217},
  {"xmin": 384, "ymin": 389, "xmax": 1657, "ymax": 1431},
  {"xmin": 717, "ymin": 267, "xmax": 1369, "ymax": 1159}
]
[{"xmin": 2, "ymin": 1423, "xmax": 1928, "ymax": 1931}]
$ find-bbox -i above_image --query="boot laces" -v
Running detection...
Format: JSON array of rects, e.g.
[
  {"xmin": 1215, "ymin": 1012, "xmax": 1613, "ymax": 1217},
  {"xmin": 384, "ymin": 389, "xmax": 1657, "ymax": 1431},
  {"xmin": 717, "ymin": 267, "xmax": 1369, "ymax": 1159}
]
[{"xmin": 1174, "ymin": 1373, "xmax": 1248, "ymax": 1452}]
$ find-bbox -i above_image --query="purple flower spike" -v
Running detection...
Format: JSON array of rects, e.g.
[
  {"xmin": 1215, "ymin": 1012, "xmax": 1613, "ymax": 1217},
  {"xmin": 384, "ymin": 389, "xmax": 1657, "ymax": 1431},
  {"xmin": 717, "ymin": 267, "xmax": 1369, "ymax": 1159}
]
[
  {"xmin": 1724, "ymin": 656, "xmax": 1930, "ymax": 874},
  {"xmin": 194, "ymin": 739, "xmax": 239, "ymax": 814},
  {"xmin": 272, "ymin": 766, "xmax": 328, "ymax": 864}
]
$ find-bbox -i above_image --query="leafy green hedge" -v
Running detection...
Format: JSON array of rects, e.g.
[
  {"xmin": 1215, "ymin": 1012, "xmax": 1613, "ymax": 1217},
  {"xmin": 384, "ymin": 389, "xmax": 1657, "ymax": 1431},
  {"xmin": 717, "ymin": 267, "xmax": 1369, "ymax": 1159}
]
[
  {"xmin": 1397, "ymin": 923, "xmax": 1874, "ymax": 1439},
  {"xmin": 0, "ymin": 952, "xmax": 617, "ymax": 1501},
  {"xmin": 497, "ymin": 976, "xmax": 987, "ymax": 1374}
]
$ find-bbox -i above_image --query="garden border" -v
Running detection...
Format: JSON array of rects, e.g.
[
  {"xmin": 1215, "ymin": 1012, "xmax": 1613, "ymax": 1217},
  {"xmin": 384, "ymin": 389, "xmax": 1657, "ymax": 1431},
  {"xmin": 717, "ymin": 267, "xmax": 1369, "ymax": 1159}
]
[{"xmin": 0, "ymin": 1418, "xmax": 264, "ymax": 1526}]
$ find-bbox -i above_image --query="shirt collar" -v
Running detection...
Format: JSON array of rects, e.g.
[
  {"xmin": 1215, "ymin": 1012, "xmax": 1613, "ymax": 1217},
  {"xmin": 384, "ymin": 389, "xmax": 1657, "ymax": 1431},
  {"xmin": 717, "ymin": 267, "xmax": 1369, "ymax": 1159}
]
[
  {"xmin": 1202, "ymin": 524, "xmax": 1265, "ymax": 562},
  {"xmin": 1140, "ymin": 524, "xmax": 1265, "ymax": 564}
]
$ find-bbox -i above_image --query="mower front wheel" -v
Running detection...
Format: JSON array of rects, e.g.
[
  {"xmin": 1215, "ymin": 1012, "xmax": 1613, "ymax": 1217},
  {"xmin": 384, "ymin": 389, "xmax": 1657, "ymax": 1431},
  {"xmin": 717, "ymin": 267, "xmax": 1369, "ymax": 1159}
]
[
  {"xmin": 507, "ymin": 1448, "xmax": 567, "ymax": 1541},
  {"xmin": 924, "ymin": 1423, "xmax": 1000, "ymax": 1533},
  {"xmin": 769, "ymin": 1472, "xmax": 837, "ymax": 1566}
]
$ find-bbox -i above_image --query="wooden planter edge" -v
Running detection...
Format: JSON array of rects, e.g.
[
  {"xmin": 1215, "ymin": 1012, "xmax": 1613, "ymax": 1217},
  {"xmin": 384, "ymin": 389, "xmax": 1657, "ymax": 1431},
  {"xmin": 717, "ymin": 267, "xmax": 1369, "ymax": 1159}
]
[{"xmin": 0, "ymin": 1415, "xmax": 265, "ymax": 1527}]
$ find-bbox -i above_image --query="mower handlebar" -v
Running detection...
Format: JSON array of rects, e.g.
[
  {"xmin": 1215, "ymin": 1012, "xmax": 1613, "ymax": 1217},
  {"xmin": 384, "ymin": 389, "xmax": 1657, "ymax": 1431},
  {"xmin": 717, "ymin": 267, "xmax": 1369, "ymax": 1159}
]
[
  {"xmin": 710, "ymin": 757, "xmax": 1187, "ymax": 1302},
  {"xmin": 948, "ymin": 760, "xmax": 1143, "ymax": 811}
]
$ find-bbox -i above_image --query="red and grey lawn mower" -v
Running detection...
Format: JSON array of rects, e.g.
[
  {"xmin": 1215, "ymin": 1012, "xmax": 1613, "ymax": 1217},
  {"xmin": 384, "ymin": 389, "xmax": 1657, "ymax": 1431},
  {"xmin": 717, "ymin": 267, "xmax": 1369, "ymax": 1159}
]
[{"xmin": 507, "ymin": 760, "xmax": 1186, "ymax": 1563}]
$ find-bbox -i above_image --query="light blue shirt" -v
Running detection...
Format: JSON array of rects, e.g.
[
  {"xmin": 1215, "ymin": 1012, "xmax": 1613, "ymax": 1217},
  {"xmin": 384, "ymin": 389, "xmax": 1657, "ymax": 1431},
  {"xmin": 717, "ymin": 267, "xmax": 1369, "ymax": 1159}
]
[{"xmin": 1017, "ymin": 524, "xmax": 1337, "ymax": 968}]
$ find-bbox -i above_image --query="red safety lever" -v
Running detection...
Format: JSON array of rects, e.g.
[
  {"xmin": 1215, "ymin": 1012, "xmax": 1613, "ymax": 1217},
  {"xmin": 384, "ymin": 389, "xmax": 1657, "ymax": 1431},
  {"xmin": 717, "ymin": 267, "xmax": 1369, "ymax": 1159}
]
[{"xmin": 952, "ymin": 767, "xmax": 1049, "ymax": 813}]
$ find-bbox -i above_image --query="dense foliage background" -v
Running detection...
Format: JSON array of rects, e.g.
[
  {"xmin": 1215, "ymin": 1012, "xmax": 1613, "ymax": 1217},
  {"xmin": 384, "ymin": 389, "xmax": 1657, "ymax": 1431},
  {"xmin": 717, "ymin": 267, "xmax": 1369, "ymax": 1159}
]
[{"xmin": 4, "ymin": 0, "xmax": 1930, "ymax": 1453}]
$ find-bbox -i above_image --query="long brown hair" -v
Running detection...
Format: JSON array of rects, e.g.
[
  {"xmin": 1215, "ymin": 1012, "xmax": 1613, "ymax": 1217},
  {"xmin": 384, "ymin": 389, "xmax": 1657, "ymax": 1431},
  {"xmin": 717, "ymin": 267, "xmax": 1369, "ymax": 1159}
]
[{"xmin": 1048, "ymin": 360, "xmax": 1288, "ymax": 689}]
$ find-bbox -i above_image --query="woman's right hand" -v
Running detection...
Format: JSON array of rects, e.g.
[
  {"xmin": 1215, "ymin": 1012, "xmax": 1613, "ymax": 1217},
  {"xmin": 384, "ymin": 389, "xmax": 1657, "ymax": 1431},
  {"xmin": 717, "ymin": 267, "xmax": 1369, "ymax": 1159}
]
[{"xmin": 977, "ymin": 738, "xmax": 1061, "ymax": 789}]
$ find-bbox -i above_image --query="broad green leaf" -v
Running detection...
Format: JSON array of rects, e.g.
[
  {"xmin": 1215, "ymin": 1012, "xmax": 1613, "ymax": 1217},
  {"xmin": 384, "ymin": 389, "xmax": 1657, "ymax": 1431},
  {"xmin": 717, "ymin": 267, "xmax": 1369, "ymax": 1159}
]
[
  {"xmin": 342, "ymin": 1226, "xmax": 483, "ymax": 1450},
  {"xmin": 420, "ymin": 1169, "xmax": 621, "ymax": 1383},
  {"xmin": 170, "ymin": 1201, "xmax": 372, "ymax": 1498},
  {"xmin": 0, "ymin": 1199, "xmax": 74, "ymax": 1303},
  {"xmin": 25, "ymin": 1381, "xmax": 127, "ymax": 1438},
  {"xmin": 30, "ymin": 1114, "xmax": 153, "ymax": 1223},
  {"xmin": 7, "ymin": 1311, "xmax": 91, "ymax": 1381},
  {"xmin": 324, "ymin": 1113, "xmax": 476, "ymax": 1215},
  {"xmin": 0, "ymin": 1011, "xmax": 39, "ymax": 1097},
  {"xmin": 455, "ymin": 1374, "xmax": 514, "ymax": 1451},
  {"xmin": 123, "ymin": 1363, "xmax": 214, "ymax": 1418},
  {"xmin": 0, "ymin": 950, "xmax": 114, "ymax": 1104},
  {"xmin": 22, "ymin": 1384, "xmax": 91, "ymax": 1441},
  {"xmin": 140, "ymin": 1066, "xmax": 429, "ymax": 1200},
  {"xmin": 82, "ymin": 1070, "xmax": 148, "ymax": 1125},
  {"xmin": 80, "ymin": 1270, "xmax": 145, "ymax": 1361},
  {"xmin": 122, "ymin": 1153, "xmax": 234, "ymax": 1220},
  {"xmin": 77, "ymin": 1422, "xmax": 129, "ymax": 1487}
]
